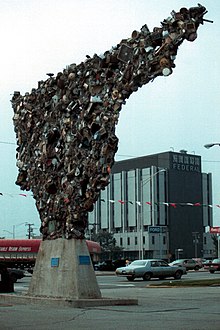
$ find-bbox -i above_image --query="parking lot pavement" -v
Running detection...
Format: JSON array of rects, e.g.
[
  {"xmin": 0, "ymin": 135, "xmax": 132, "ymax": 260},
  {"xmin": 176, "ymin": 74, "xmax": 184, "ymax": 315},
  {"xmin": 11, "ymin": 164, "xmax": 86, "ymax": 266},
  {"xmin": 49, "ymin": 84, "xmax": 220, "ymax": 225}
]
[{"xmin": 0, "ymin": 285, "xmax": 220, "ymax": 329}]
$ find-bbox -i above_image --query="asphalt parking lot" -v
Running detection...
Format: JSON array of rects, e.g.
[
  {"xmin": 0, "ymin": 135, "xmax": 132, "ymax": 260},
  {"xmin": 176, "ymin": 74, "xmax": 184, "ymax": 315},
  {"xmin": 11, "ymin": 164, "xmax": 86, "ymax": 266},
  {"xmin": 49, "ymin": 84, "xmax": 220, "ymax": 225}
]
[{"xmin": 0, "ymin": 279, "xmax": 220, "ymax": 330}]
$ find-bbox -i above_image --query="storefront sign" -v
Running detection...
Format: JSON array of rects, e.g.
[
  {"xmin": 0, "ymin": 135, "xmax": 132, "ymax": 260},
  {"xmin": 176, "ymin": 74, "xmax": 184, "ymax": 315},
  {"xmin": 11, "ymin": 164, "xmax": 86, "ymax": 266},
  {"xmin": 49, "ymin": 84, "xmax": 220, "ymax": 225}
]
[{"xmin": 210, "ymin": 227, "xmax": 220, "ymax": 234}]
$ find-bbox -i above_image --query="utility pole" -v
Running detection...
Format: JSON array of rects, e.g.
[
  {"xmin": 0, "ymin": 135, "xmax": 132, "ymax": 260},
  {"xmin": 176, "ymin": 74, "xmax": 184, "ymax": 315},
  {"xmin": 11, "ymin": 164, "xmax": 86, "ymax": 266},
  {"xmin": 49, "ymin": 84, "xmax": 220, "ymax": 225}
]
[{"xmin": 26, "ymin": 223, "xmax": 34, "ymax": 239}]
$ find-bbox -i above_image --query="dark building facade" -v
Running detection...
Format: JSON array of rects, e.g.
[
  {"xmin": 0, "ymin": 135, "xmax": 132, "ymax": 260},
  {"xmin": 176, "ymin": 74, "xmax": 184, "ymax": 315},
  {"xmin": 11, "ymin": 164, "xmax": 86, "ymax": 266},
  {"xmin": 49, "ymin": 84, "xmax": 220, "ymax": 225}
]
[{"xmin": 88, "ymin": 151, "xmax": 213, "ymax": 260}]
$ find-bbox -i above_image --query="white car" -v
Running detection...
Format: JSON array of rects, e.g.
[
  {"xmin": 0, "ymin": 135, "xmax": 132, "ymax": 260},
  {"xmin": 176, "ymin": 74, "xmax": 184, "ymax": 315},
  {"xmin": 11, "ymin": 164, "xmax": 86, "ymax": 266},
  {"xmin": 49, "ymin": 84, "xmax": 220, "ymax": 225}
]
[{"xmin": 115, "ymin": 259, "xmax": 187, "ymax": 281}]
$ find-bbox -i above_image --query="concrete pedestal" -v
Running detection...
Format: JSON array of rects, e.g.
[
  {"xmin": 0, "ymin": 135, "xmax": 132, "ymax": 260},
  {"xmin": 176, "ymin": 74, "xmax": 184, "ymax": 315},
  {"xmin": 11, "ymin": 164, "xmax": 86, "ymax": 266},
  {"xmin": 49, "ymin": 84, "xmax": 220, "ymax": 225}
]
[{"xmin": 27, "ymin": 238, "xmax": 101, "ymax": 299}]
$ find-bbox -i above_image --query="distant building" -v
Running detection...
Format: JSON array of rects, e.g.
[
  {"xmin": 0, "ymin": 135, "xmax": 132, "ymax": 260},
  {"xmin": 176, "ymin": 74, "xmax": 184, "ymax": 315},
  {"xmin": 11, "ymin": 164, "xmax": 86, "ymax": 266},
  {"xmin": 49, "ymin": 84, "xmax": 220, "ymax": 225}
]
[{"xmin": 88, "ymin": 151, "xmax": 214, "ymax": 260}]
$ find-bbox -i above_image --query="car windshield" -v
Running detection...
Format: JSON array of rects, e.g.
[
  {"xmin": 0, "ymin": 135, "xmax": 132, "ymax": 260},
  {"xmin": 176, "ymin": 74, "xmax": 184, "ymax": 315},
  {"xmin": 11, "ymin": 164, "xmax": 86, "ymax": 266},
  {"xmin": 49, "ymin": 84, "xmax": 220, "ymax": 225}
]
[
  {"xmin": 130, "ymin": 260, "xmax": 147, "ymax": 266},
  {"xmin": 212, "ymin": 259, "xmax": 220, "ymax": 263},
  {"xmin": 173, "ymin": 259, "xmax": 184, "ymax": 263}
]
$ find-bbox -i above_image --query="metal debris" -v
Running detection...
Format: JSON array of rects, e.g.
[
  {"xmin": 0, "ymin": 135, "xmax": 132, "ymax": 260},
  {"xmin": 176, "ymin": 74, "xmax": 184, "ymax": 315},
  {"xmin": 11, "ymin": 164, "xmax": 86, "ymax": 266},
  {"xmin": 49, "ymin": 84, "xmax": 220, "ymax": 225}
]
[{"xmin": 11, "ymin": 4, "xmax": 210, "ymax": 240}]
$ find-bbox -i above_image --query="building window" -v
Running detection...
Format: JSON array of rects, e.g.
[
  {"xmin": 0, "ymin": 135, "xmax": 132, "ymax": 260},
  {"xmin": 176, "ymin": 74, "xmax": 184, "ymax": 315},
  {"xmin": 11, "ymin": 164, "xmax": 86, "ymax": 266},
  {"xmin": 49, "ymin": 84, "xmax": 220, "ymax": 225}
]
[
  {"xmin": 163, "ymin": 236, "xmax": 166, "ymax": 245},
  {"xmin": 120, "ymin": 237, "xmax": 123, "ymax": 246},
  {"xmin": 127, "ymin": 237, "xmax": 130, "ymax": 245},
  {"xmin": 135, "ymin": 237, "xmax": 137, "ymax": 245},
  {"xmin": 143, "ymin": 236, "xmax": 145, "ymax": 244},
  {"xmin": 152, "ymin": 236, "xmax": 155, "ymax": 245},
  {"xmin": 204, "ymin": 237, "xmax": 207, "ymax": 245}
]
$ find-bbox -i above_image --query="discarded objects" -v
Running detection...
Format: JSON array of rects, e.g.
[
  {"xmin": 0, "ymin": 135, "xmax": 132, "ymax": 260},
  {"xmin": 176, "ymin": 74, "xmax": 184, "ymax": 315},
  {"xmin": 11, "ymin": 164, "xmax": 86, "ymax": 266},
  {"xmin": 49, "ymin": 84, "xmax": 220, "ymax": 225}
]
[{"xmin": 11, "ymin": 4, "xmax": 211, "ymax": 240}]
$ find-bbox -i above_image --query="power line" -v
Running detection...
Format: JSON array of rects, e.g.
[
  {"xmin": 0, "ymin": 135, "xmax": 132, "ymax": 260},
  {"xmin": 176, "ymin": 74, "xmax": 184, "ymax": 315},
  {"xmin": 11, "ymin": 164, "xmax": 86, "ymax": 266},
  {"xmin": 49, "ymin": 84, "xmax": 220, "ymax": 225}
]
[
  {"xmin": 0, "ymin": 141, "xmax": 16, "ymax": 145},
  {"xmin": 1, "ymin": 140, "xmax": 220, "ymax": 163},
  {"xmin": 116, "ymin": 154, "xmax": 220, "ymax": 163}
]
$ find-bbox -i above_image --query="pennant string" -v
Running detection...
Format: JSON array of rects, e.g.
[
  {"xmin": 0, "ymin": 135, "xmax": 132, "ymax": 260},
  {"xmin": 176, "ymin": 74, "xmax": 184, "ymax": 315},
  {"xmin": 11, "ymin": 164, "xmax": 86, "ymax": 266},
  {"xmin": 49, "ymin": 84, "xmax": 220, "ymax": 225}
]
[{"xmin": 1, "ymin": 192, "xmax": 220, "ymax": 210}]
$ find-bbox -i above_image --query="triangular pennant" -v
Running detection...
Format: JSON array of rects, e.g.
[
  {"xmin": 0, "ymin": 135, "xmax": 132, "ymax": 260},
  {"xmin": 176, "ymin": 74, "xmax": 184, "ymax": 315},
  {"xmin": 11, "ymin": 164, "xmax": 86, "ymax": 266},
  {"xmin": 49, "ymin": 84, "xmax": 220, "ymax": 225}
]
[
  {"xmin": 179, "ymin": 203, "xmax": 187, "ymax": 207},
  {"xmin": 170, "ymin": 203, "xmax": 177, "ymax": 208}
]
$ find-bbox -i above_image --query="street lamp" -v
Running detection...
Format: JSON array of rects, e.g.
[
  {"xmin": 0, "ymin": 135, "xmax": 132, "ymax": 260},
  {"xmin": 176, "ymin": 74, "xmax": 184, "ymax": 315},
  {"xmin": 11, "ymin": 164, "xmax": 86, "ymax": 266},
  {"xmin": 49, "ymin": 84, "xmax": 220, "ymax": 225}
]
[
  {"xmin": 204, "ymin": 142, "xmax": 220, "ymax": 258},
  {"xmin": 204, "ymin": 143, "xmax": 220, "ymax": 149},
  {"xmin": 192, "ymin": 232, "xmax": 199, "ymax": 258},
  {"xmin": 139, "ymin": 168, "xmax": 166, "ymax": 259}
]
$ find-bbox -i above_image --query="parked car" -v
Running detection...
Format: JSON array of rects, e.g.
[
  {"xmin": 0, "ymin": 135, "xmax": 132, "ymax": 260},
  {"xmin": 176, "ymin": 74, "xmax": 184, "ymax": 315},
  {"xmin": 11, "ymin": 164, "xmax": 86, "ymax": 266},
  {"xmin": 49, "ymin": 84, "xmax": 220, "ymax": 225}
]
[
  {"xmin": 169, "ymin": 259, "xmax": 201, "ymax": 271},
  {"xmin": 208, "ymin": 258, "xmax": 220, "ymax": 273},
  {"xmin": 202, "ymin": 259, "xmax": 213, "ymax": 270},
  {"xmin": 115, "ymin": 259, "xmax": 187, "ymax": 281},
  {"xmin": 95, "ymin": 259, "xmax": 126, "ymax": 271},
  {"xmin": 8, "ymin": 268, "xmax": 25, "ymax": 283},
  {"xmin": 192, "ymin": 258, "xmax": 207, "ymax": 268},
  {"xmin": 94, "ymin": 260, "xmax": 116, "ymax": 271}
]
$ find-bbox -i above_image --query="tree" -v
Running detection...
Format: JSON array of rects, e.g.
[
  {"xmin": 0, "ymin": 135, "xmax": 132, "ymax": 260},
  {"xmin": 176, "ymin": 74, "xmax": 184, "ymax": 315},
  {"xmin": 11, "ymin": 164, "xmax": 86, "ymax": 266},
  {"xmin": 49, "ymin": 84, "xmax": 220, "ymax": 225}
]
[{"xmin": 90, "ymin": 230, "xmax": 123, "ymax": 259}]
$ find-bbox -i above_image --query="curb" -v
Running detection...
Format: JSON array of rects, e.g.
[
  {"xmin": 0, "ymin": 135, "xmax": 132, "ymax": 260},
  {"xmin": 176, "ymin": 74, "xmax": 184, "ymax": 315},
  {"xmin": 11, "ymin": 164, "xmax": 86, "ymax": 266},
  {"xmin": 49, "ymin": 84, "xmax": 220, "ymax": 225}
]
[{"xmin": 0, "ymin": 293, "xmax": 138, "ymax": 308}]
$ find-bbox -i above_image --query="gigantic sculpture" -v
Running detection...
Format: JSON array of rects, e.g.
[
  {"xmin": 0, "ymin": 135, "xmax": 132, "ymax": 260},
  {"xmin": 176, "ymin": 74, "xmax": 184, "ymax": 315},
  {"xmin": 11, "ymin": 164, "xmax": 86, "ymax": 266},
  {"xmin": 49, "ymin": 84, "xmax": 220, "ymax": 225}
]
[{"xmin": 11, "ymin": 4, "xmax": 211, "ymax": 240}]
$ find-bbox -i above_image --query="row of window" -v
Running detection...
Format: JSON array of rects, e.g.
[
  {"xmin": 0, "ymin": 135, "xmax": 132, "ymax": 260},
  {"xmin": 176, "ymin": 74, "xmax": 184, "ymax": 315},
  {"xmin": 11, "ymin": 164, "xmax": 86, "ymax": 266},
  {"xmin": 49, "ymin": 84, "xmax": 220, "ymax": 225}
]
[{"xmin": 119, "ymin": 235, "xmax": 166, "ymax": 246}]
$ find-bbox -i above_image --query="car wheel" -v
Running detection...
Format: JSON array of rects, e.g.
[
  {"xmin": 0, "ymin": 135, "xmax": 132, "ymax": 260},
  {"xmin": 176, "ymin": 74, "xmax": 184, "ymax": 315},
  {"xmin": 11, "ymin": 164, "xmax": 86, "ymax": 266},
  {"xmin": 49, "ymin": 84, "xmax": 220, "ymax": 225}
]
[
  {"xmin": 194, "ymin": 266, "xmax": 199, "ymax": 271},
  {"xmin": 10, "ymin": 274, "xmax": 17, "ymax": 283},
  {"xmin": 143, "ymin": 273, "xmax": 151, "ymax": 281},
  {"xmin": 127, "ymin": 276, "xmax": 135, "ymax": 281},
  {"xmin": 209, "ymin": 270, "xmax": 215, "ymax": 274},
  {"xmin": 174, "ymin": 270, "xmax": 182, "ymax": 280}
]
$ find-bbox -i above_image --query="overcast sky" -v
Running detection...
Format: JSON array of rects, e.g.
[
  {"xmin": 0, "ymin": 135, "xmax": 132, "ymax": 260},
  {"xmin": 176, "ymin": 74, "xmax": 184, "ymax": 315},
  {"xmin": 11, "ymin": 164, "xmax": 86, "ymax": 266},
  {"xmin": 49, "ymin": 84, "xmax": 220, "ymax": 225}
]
[{"xmin": 0, "ymin": 0, "xmax": 220, "ymax": 238}]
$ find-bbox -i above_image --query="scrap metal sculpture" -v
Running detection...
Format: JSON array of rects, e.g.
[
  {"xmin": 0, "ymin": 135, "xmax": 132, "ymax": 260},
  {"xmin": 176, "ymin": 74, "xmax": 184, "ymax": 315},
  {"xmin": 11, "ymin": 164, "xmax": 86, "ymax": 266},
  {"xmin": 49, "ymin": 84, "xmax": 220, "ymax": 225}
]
[{"xmin": 11, "ymin": 4, "xmax": 211, "ymax": 240}]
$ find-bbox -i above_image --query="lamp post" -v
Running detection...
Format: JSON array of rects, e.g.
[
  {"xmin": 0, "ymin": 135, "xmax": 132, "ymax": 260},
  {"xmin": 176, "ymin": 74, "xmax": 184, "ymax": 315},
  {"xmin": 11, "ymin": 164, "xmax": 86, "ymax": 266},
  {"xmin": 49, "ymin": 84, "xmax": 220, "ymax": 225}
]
[
  {"xmin": 204, "ymin": 142, "xmax": 220, "ymax": 258},
  {"xmin": 204, "ymin": 143, "xmax": 220, "ymax": 149},
  {"xmin": 138, "ymin": 168, "xmax": 166, "ymax": 259},
  {"xmin": 192, "ymin": 232, "xmax": 199, "ymax": 258}
]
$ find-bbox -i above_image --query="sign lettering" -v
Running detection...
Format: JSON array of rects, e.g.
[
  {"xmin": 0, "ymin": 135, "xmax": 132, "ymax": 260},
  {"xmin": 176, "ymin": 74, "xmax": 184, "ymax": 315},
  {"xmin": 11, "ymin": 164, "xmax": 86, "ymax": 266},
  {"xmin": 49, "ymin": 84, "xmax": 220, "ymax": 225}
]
[
  {"xmin": 210, "ymin": 227, "xmax": 220, "ymax": 234},
  {"xmin": 171, "ymin": 153, "xmax": 201, "ymax": 173}
]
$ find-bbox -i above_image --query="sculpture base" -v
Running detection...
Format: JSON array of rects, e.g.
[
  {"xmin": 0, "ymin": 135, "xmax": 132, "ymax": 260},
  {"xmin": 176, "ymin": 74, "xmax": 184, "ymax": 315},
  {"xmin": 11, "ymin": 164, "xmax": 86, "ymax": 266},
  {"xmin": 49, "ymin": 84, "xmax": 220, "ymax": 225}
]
[{"xmin": 27, "ymin": 238, "xmax": 101, "ymax": 299}]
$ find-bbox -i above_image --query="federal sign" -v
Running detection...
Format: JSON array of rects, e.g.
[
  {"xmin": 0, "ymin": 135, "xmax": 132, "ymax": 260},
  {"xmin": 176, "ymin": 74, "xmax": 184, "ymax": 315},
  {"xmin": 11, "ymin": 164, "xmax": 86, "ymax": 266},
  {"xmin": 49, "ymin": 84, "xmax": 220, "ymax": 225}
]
[{"xmin": 171, "ymin": 153, "xmax": 201, "ymax": 173}]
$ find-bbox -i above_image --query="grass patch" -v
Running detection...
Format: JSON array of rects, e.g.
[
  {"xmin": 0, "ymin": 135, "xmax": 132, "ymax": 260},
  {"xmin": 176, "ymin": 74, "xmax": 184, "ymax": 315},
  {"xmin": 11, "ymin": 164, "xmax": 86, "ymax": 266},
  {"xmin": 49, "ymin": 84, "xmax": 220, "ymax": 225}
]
[{"xmin": 149, "ymin": 278, "xmax": 220, "ymax": 287}]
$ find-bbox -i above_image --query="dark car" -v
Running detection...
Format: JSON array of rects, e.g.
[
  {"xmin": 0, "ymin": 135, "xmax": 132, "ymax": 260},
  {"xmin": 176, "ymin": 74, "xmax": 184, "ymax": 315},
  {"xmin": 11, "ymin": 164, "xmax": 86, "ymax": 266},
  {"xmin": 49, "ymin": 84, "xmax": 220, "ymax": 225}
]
[
  {"xmin": 94, "ymin": 260, "xmax": 115, "ymax": 271},
  {"xmin": 95, "ymin": 259, "xmax": 126, "ymax": 271},
  {"xmin": 8, "ymin": 268, "xmax": 25, "ymax": 282},
  {"xmin": 169, "ymin": 259, "xmax": 201, "ymax": 271},
  {"xmin": 209, "ymin": 258, "xmax": 220, "ymax": 273}
]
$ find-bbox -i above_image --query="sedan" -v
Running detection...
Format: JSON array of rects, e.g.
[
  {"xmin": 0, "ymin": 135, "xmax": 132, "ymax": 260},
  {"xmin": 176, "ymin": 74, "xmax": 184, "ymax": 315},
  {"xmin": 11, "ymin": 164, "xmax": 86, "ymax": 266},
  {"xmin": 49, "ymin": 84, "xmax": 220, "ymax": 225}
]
[
  {"xmin": 115, "ymin": 259, "xmax": 187, "ymax": 281},
  {"xmin": 169, "ymin": 259, "xmax": 201, "ymax": 271},
  {"xmin": 209, "ymin": 258, "xmax": 220, "ymax": 273}
]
